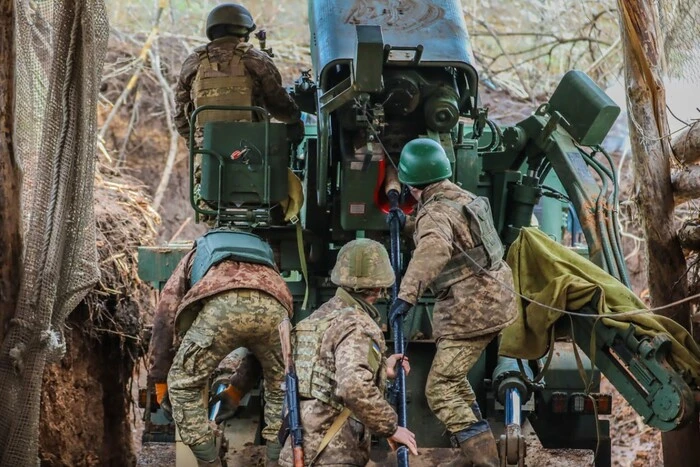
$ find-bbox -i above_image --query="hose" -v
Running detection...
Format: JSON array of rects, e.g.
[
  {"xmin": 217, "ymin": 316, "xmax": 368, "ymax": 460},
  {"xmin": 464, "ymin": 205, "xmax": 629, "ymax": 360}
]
[
  {"xmin": 579, "ymin": 150, "xmax": 619, "ymax": 280},
  {"xmin": 582, "ymin": 147, "xmax": 630, "ymax": 288},
  {"xmin": 595, "ymin": 146, "xmax": 631, "ymax": 288}
]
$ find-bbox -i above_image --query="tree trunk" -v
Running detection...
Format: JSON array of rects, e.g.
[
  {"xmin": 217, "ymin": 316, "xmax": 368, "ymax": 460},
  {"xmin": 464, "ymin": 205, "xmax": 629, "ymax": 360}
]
[
  {"xmin": 0, "ymin": 0, "xmax": 22, "ymax": 348},
  {"xmin": 617, "ymin": 1, "xmax": 700, "ymax": 466},
  {"xmin": 672, "ymin": 122, "xmax": 700, "ymax": 165},
  {"xmin": 672, "ymin": 165, "xmax": 700, "ymax": 205}
]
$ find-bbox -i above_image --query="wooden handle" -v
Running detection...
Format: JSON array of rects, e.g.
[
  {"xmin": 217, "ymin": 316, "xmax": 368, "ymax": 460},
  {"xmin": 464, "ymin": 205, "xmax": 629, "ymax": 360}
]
[
  {"xmin": 278, "ymin": 318, "xmax": 293, "ymax": 371},
  {"xmin": 293, "ymin": 446, "xmax": 304, "ymax": 467},
  {"xmin": 384, "ymin": 165, "xmax": 401, "ymax": 195}
]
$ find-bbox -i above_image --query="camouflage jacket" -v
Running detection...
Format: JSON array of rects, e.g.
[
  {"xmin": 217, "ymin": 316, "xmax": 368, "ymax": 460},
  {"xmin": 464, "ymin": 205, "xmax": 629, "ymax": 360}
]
[
  {"xmin": 398, "ymin": 179, "xmax": 517, "ymax": 340},
  {"xmin": 279, "ymin": 288, "xmax": 398, "ymax": 466},
  {"xmin": 147, "ymin": 249, "xmax": 293, "ymax": 382},
  {"xmin": 174, "ymin": 37, "xmax": 301, "ymax": 138}
]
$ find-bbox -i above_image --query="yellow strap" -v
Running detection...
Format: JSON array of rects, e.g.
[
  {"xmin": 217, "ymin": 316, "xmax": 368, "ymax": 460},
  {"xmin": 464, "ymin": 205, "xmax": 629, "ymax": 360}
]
[
  {"xmin": 295, "ymin": 220, "xmax": 309, "ymax": 310},
  {"xmin": 309, "ymin": 408, "xmax": 352, "ymax": 466}
]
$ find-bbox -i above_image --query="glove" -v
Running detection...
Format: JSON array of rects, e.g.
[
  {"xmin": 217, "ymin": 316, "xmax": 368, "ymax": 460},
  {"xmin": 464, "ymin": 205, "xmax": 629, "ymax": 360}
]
[
  {"xmin": 389, "ymin": 298, "xmax": 412, "ymax": 324},
  {"xmin": 386, "ymin": 206, "xmax": 406, "ymax": 230},
  {"xmin": 286, "ymin": 120, "xmax": 305, "ymax": 145},
  {"xmin": 210, "ymin": 384, "xmax": 244, "ymax": 424},
  {"xmin": 154, "ymin": 382, "xmax": 168, "ymax": 405}
]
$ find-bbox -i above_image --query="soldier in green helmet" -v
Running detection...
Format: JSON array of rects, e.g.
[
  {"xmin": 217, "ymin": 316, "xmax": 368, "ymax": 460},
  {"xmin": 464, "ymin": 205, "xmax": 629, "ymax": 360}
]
[
  {"xmin": 389, "ymin": 138, "xmax": 518, "ymax": 467},
  {"xmin": 278, "ymin": 239, "xmax": 418, "ymax": 467},
  {"xmin": 174, "ymin": 3, "xmax": 303, "ymax": 140}
]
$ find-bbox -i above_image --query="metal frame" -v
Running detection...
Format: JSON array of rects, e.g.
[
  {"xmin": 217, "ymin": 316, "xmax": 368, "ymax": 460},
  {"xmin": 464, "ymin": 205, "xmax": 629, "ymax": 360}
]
[{"xmin": 188, "ymin": 105, "xmax": 272, "ymax": 219}]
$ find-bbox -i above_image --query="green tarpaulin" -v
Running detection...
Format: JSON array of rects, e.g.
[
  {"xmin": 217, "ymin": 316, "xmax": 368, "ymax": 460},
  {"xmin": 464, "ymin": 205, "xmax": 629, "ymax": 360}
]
[{"xmin": 500, "ymin": 227, "xmax": 700, "ymax": 386}]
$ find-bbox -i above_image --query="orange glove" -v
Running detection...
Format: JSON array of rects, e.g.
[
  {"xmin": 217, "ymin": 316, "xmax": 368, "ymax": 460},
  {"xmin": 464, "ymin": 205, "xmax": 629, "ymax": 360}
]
[
  {"xmin": 155, "ymin": 382, "xmax": 168, "ymax": 405},
  {"xmin": 210, "ymin": 384, "xmax": 244, "ymax": 423},
  {"xmin": 223, "ymin": 385, "xmax": 243, "ymax": 405}
]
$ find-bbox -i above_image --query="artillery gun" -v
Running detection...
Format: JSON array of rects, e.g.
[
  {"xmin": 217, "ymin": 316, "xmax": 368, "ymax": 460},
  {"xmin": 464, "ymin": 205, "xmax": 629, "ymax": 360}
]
[{"xmin": 137, "ymin": 1, "xmax": 699, "ymax": 466}]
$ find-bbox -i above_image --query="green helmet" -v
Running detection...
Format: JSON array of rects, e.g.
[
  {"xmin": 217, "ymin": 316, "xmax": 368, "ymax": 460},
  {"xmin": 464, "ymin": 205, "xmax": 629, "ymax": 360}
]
[
  {"xmin": 206, "ymin": 4, "xmax": 256, "ymax": 40},
  {"xmin": 398, "ymin": 138, "xmax": 452, "ymax": 186},
  {"xmin": 331, "ymin": 239, "xmax": 395, "ymax": 290}
]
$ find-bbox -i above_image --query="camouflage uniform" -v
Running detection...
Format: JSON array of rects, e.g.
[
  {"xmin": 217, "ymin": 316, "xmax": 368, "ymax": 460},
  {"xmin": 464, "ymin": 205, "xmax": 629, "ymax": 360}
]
[
  {"xmin": 173, "ymin": 37, "xmax": 302, "ymax": 226},
  {"xmin": 278, "ymin": 288, "xmax": 398, "ymax": 467},
  {"xmin": 147, "ymin": 249, "xmax": 293, "ymax": 445},
  {"xmin": 168, "ymin": 288, "xmax": 289, "ymax": 445},
  {"xmin": 174, "ymin": 37, "xmax": 301, "ymax": 141},
  {"xmin": 398, "ymin": 179, "xmax": 517, "ymax": 434}
]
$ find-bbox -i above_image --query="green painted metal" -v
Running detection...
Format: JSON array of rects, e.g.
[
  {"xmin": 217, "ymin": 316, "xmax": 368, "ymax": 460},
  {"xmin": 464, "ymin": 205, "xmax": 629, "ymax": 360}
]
[
  {"xmin": 188, "ymin": 105, "xmax": 289, "ymax": 222},
  {"xmin": 199, "ymin": 121, "xmax": 288, "ymax": 205},
  {"xmin": 353, "ymin": 25, "xmax": 384, "ymax": 93},
  {"xmin": 547, "ymin": 70, "xmax": 621, "ymax": 147},
  {"xmin": 569, "ymin": 307, "xmax": 696, "ymax": 432},
  {"xmin": 137, "ymin": 243, "xmax": 192, "ymax": 292}
]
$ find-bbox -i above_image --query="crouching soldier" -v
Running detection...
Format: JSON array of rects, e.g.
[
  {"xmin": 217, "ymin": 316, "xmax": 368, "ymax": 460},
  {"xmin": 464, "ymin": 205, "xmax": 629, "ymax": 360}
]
[
  {"xmin": 147, "ymin": 229, "xmax": 293, "ymax": 466},
  {"xmin": 279, "ymin": 239, "xmax": 418, "ymax": 466},
  {"xmin": 389, "ymin": 138, "xmax": 518, "ymax": 467}
]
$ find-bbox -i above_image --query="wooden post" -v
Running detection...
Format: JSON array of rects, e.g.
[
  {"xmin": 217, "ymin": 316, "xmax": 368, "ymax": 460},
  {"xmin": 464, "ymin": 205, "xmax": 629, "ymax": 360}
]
[
  {"xmin": 0, "ymin": 0, "xmax": 22, "ymax": 348},
  {"xmin": 617, "ymin": 1, "xmax": 700, "ymax": 465}
]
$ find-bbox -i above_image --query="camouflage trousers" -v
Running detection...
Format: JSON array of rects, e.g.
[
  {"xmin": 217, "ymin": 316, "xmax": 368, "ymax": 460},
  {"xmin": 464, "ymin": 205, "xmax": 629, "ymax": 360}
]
[
  {"xmin": 425, "ymin": 333, "xmax": 498, "ymax": 433},
  {"xmin": 168, "ymin": 288, "xmax": 287, "ymax": 446}
]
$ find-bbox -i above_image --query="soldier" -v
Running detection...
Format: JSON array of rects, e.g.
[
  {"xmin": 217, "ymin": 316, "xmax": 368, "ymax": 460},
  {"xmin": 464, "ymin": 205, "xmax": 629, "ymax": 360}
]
[
  {"xmin": 174, "ymin": 3, "xmax": 303, "ymax": 143},
  {"xmin": 174, "ymin": 4, "xmax": 304, "ymax": 225},
  {"xmin": 388, "ymin": 138, "xmax": 517, "ymax": 467},
  {"xmin": 278, "ymin": 239, "xmax": 419, "ymax": 467},
  {"xmin": 147, "ymin": 229, "xmax": 293, "ymax": 467}
]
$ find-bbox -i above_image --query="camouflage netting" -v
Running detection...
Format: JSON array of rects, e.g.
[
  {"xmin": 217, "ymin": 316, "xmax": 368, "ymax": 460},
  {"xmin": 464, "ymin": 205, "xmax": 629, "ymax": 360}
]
[
  {"xmin": 0, "ymin": 1, "xmax": 141, "ymax": 465},
  {"xmin": 659, "ymin": 0, "xmax": 700, "ymax": 82}
]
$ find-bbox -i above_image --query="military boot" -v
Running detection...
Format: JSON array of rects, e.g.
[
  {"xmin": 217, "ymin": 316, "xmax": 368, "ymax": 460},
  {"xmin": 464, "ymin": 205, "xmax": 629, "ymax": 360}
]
[
  {"xmin": 458, "ymin": 430, "xmax": 500, "ymax": 467},
  {"xmin": 265, "ymin": 440, "xmax": 283, "ymax": 467},
  {"xmin": 191, "ymin": 439, "xmax": 223, "ymax": 467},
  {"xmin": 438, "ymin": 421, "xmax": 500, "ymax": 467},
  {"xmin": 197, "ymin": 459, "xmax": 222, "ymax": 467}
]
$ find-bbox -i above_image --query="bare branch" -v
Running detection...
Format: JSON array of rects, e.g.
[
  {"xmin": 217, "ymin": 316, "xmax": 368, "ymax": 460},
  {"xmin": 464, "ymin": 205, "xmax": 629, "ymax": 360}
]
[
  {"xmin": 148, "ymin": 47, "xmax": 179, "ymax": 213},
  {"xmin": 672, "ymin": 165, "xmax": 700, "ymax": 205},
  {"xmin": 671, "ymin": 121, "xmax": 700, "ymax": 165},
  {"xmin": 679, "ymin": 220, "xmax": 700, "ymax": 251}
]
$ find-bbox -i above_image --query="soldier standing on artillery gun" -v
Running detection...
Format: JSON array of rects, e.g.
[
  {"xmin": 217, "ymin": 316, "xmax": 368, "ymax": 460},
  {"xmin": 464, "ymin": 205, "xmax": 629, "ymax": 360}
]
[
  {"xmin": 278, "ymin": 239, "xmax": 418, "ymax": 467},
  {"xmin": 388, "ymin": 138, "xmax": 518, "ymax": 467},
  {"xmin": 174, "ymin": 3, "xmax": 304, "ymax": 143},
  {"xmin": 173, "ymin": 3, "xmax": 305, "ymax": 224},
  {"xmin": 147, "ymin": 232, "xmax": 293, "ymax": 467}
]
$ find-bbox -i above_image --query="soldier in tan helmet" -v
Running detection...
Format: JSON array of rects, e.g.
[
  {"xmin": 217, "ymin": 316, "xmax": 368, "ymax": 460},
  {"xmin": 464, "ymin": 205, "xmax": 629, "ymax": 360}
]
[{"xmin": 279, "ymin": 239, "xmax": 418, "ymax": 467}]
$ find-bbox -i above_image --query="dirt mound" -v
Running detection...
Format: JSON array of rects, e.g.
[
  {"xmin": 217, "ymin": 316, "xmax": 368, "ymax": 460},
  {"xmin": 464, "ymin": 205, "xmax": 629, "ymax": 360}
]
[{"xmin": 38, "ymin": 164, "xmax": 159, "ymax": 466}]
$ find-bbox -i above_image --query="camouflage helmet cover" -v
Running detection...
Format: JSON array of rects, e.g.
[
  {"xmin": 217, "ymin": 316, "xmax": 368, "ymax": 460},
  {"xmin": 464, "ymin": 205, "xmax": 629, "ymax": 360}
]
[
  {"xmin": 331, "ymin": 239, "xmax": 395, "ymax": 289},
  {"xmin": 206, "ymin": 4, "xmax": 256, "ymax": 40}
]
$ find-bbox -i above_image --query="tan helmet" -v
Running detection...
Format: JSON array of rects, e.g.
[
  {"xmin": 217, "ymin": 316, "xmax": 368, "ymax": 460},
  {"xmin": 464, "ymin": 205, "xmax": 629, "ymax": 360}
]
[{"xmin": 331, "ymin": 239, "xmax": 395, "ymax": 289}]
